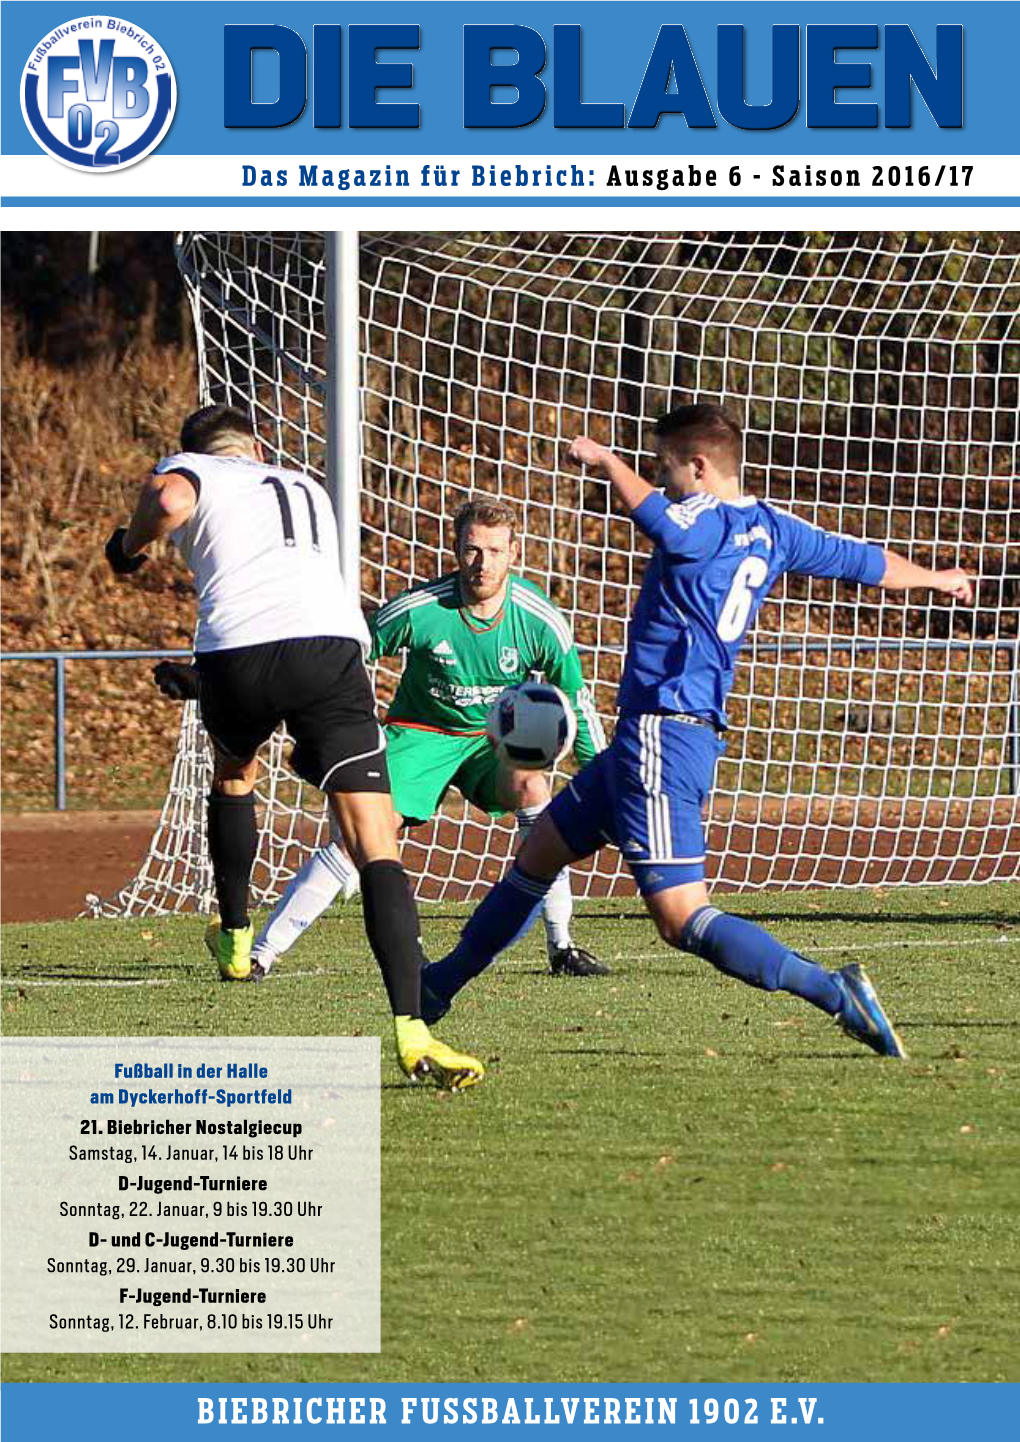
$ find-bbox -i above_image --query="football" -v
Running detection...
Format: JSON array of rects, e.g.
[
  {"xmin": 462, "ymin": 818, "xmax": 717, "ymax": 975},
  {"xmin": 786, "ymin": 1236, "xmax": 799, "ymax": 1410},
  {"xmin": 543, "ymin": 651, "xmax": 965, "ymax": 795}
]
[{"xmin": 486, "ymin": 682, "xmax": 578, "ymax": 771}]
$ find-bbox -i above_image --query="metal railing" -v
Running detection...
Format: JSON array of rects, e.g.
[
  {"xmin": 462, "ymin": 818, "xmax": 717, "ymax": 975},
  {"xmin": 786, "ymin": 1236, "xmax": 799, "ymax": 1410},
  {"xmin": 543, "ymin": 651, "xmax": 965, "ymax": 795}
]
[
  {"xmin": 1, "ymin": 639, "xmax": 1017, "ymax": 810},
  {"xmin": 1, "ymin": 649, "xmax": 190, "ymax": 809}
]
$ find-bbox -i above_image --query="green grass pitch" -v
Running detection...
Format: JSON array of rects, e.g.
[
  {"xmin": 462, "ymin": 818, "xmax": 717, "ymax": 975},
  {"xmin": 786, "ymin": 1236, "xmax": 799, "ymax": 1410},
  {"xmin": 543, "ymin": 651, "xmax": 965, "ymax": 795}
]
[{"xmin": 2, "ymin": 883, "xmax": 1018, "ymax": 1384}]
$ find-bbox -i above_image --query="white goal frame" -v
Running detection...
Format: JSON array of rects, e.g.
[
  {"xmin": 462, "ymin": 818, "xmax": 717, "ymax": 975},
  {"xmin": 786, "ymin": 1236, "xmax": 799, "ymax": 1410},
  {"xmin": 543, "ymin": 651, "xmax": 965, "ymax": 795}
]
[{"xmin": 92, "ymin": 230, "xmax": 1020, "ymax": 917}]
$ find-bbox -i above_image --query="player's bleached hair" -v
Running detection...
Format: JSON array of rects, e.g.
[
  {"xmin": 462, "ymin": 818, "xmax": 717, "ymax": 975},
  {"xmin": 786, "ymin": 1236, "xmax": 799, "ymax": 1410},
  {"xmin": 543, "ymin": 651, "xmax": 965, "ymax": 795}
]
[
  {"xmin": 655, "ymin": 404, "xmax": 743, "ymax": 473},
  {"xmin": 179, "ymin": 404, "xmax": 258, "ymax": 456},
  {"xmin": 452, "ymin": 496, "xmax": 520, "ymax": 549}
]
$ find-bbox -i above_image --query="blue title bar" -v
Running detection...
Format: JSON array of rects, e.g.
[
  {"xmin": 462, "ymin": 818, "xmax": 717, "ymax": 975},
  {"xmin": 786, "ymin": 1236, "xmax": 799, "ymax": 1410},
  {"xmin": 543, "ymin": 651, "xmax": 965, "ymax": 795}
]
[
  {"xmin": 3, "ymin": 1, "xmax": 1018, "ymax": 156},
  {"xmin": 2, "ymin": 1384, "xmax": 1019, "ymax": 1442}
]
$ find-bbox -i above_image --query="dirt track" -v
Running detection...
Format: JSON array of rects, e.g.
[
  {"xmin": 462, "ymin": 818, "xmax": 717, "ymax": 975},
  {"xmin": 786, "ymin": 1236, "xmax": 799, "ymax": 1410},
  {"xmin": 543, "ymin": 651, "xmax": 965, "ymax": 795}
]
[
  {"xmin": 2, "ymin": 800, "xmax": 1018, "ymax": 924},
  {"xmin": 1, "ymin": 812, "xmax": 160, "ymax": 922}
]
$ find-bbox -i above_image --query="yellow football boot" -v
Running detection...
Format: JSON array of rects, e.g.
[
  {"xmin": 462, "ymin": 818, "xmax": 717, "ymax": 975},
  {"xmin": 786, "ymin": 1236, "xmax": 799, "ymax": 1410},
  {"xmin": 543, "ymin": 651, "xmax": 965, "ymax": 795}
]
[
  {"xmin": 204, "ymin": 919, "xmax": 254, "ymax": 982},
  {"xmin": 394, "ymin": 1016, "xmax": 484, "ymax": 1091}
]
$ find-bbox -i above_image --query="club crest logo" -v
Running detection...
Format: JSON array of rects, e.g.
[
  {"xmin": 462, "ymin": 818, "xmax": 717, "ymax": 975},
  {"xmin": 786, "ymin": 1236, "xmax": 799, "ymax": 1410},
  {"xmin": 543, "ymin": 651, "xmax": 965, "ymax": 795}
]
[
  {"xmin": 21, "ymin": 16, "xmax": 177, "ymax": 171},
  {"xmin": 499, "ymin": 646, "xmax": 520, "ymax": 674}
]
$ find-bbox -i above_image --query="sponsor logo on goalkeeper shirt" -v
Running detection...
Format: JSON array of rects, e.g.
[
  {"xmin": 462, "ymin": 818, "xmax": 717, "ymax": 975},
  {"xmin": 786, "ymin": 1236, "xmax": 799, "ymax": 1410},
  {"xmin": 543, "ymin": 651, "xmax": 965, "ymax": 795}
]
[
  {"xmin": 427, "ymin": 681, "xmax": 506, "ymax": 708},
  {"xmin": 20, "ymin": 15, "xmax": 177, "ymax": 172}
]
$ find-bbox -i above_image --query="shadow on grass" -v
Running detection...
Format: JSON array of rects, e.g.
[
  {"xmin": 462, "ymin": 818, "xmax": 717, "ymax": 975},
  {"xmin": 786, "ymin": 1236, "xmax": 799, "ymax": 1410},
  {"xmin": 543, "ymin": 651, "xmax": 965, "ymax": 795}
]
[
  {"xmin": 775, "ymin": 1049, "xmax": 880, "ymax": 1062},
  {"xmin": 519, "ymin": 964, "xmax": 703, "ymax": 980},
  {"xmin": 442, "ymin": 908, "xmax": 1015, "ymax": 929},
  {"xmin": 720, "ymin": 913, "xmax": 1016, "ymax": 928},
  {"xmin": 549, "ymin": 1046, "xmax": 669, "ymax": 1060},
  {"xmin": 899, "ymin": 1018, "xmax": 1019, "ymax": 1029},
  {"xmin": 5, "ymin": 957, "xmax": 190, "ymax": 977},
  {"xmin": 1, "ymin": 969, "xmax": 180, "ymax": 983}
]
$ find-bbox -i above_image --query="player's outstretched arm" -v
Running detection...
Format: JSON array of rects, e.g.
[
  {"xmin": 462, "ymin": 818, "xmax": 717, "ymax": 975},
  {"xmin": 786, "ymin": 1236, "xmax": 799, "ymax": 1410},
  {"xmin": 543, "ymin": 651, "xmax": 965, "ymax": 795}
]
[
  {"xmin": 777, "ymin": 511, "xmax": 975, "ymax": 607},
  {"xmin": 105, "ymin": 471, "xmax": 197, "ymax": 576},
  {"xmin": 567, "ymin": 437, "xmax": 654, "ymax": 515},
  {"xmin": 879, "ymin": 550, "xmax": 975, "ymax": 604}
]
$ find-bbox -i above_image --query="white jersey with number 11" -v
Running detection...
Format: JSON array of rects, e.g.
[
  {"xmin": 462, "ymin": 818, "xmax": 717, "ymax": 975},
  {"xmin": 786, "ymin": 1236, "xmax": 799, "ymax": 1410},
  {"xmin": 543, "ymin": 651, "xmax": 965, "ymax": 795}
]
[{"xmin": 156, "ymin": 451, "xmax": 370, "ymax": 656}]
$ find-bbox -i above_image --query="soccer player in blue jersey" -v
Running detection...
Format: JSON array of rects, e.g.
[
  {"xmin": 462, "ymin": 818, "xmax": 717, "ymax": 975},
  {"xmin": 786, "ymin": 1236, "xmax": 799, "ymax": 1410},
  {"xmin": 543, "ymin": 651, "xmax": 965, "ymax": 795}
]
[{"xmin": 420, "ymin": 404, "xmax": 975, "ymax": 1058}]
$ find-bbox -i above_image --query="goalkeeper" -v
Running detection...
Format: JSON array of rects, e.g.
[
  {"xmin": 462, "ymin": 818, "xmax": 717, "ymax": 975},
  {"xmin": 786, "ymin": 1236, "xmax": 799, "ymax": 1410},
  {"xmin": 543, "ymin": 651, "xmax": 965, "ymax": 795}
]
[{"xmin": 158, "ymin": 497, "xmax": 610, "ymax": 982}]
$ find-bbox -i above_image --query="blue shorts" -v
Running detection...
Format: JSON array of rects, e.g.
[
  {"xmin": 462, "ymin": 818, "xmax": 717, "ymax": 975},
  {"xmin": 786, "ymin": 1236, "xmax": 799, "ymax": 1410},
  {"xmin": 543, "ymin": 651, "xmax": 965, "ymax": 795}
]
[{"xmin": 549, "ymin": 716, "xmax": 724, "ymax": 895}]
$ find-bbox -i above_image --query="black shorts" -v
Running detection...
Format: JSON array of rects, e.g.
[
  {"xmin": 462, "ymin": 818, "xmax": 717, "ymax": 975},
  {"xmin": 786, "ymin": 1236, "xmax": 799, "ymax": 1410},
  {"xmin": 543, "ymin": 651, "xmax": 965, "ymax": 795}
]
[{"xmin": 195, "ymin": 637, "xmax": 390, "ymax": 794}]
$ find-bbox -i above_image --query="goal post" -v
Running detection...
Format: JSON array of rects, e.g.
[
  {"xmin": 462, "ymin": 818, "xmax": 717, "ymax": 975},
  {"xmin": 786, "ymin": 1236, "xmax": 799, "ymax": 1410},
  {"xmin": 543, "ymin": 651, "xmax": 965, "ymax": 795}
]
[
  {"xmin": 91, "ymin": 231, "xmax": 1020, "ymax": 917},
  {"xmin": 324, "ymin": 231, "xmax": 362, "ymax": 583}
]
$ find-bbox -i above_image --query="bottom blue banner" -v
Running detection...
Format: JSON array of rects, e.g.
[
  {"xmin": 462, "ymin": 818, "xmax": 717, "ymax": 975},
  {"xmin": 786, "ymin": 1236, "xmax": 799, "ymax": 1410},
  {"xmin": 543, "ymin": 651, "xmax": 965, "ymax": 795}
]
[{"xmin": 0, "ymin": 1384, "xmax": 1016, "ymax": 1440}]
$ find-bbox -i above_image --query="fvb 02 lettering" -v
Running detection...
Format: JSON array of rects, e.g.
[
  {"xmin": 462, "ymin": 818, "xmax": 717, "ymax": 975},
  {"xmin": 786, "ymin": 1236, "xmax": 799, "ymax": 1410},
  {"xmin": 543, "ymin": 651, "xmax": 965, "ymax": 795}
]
[{"xmin": 19, "ymin": 14, "xmax": 177, "ymax": 168}]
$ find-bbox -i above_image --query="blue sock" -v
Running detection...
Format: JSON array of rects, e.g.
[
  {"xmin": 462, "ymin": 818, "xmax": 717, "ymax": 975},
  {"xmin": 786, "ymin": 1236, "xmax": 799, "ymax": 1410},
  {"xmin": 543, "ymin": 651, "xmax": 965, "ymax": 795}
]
[
  {"xmin": 680, "ymin": 907, "xmax": 842, "ymax": 1016},
  {"xmin": 422, "ymin": 864, "xmax": 550, "ymax": 1001}
]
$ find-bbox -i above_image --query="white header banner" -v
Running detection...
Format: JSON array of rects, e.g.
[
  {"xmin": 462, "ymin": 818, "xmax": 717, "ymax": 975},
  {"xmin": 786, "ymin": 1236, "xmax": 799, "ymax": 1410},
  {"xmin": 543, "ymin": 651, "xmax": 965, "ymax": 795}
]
[{"xmin": 4, "ymin": 153, "xmax": 1012, "ymax": 201}]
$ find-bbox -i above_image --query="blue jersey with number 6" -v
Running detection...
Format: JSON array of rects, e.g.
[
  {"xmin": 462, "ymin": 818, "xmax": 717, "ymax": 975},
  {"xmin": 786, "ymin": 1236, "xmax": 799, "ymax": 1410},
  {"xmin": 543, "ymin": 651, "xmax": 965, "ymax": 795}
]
[{"xmin": 617, "ymin": 491, "xmax": 887, "ymax": 729}]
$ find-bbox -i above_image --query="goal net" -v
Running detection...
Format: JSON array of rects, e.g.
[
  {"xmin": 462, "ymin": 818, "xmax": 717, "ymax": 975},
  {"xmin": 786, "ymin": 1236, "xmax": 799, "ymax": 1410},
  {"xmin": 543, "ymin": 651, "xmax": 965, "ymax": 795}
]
[{"xmin": 95, "ymin": 230, "xmax": 1019, "ymax": 916}]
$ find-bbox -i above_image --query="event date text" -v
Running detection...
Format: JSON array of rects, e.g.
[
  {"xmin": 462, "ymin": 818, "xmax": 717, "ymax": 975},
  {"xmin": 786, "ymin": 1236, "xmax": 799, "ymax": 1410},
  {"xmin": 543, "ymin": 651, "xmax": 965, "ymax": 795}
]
[{"xmin": 609, "ymin": 163, "xmax": 975, "ymax": 191}]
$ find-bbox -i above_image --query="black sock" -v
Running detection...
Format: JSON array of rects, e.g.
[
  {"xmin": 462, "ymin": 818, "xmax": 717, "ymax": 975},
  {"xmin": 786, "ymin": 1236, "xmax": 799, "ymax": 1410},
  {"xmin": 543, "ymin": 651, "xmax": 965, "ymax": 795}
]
[
  {"xmin": 206, "ymin": 791, "xmax": 257, "ymax": 931},
  {"xmin": 360, "ymin": 859, "xmax": 425, "ymax": 1018}
]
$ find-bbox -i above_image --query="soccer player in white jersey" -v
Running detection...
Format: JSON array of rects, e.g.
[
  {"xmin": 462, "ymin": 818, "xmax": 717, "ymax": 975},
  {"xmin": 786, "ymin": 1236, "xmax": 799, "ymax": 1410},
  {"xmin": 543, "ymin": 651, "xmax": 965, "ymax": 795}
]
[
  {"xmin": 105, "ymin": 404, "xmax": 483, "ymax": 1090},
  {"xmin": 420, "ymin": 404, "xmax": 975, "ymax": 1060}
]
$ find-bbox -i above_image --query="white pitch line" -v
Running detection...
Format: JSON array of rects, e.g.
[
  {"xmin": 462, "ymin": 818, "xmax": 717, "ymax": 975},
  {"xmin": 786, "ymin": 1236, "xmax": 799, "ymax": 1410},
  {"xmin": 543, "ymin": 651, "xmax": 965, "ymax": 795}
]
[
  {"xmin": 806, "ymin": 935, "xmax": 1016, "ymax": 954},
  {"xmin": 0, "ymin": 968, "xmax": 328, "ymax": 990},
  {"xmin": 621, "ymin": 934, "xmax": 1018, "ymax": 962}
]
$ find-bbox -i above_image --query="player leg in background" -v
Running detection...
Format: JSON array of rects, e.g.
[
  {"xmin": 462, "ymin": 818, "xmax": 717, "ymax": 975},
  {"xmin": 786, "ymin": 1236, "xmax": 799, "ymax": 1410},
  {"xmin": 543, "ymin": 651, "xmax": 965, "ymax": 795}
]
[
  {"xmin": 499, "ymin": 766, "xmax": 610, "ymax": 977},
  {"xmin": 251, "ymin": 816, "xmax": 366, "ymax": 979},
  {"xmin": 328, "ymin": 787, "xmax": 483, "ymax": 1090},
  {"xmin": 204, "ymin": 747, "xmax": 260, "ymax": 980}
]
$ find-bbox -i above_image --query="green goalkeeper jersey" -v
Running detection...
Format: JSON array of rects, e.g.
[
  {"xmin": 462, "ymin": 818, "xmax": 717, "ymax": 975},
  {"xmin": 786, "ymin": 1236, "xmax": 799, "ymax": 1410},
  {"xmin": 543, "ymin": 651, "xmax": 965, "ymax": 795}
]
[{"xmin": 369, "ymin": 573, "xmax": 604, "ymax": 764}]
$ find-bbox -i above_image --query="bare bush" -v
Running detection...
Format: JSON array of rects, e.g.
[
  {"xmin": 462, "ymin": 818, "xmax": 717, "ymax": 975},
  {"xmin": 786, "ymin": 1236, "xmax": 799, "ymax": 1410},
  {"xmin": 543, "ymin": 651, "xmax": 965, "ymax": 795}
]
[
  {"xmin": 1, "ymin": 302, "xmax": 199, "ymax": 808},
  {"xmin": 1, "ymin": 304, "xmax": 197, "ymax": 638}
]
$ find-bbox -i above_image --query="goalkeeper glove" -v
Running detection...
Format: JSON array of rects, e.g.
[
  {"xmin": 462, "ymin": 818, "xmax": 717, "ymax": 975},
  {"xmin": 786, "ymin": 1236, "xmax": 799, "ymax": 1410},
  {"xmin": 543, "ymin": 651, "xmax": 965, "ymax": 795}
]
[
  {"xmin": 104, "ymin": 527, "xmax": 147, "ymax": 575},
  {"xmin": 153, "ymin": 661, "xmax": 200, "ymax": 702}
]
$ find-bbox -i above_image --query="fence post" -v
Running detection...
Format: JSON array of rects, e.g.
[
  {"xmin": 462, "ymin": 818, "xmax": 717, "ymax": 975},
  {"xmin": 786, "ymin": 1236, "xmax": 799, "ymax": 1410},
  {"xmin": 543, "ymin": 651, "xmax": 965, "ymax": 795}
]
[{"xmin": 54, "ymin": 654, "xmax": 67, "ymax": 811}]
